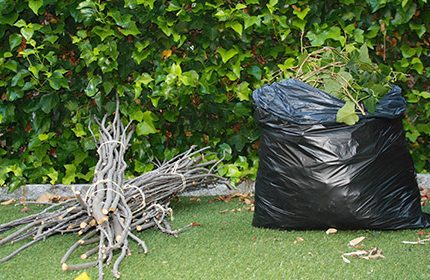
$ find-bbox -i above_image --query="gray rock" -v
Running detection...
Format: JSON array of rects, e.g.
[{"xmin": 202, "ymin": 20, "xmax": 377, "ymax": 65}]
[{"xmin": 0, "ymin": 175, "xmax": 428, "ymax": 201}]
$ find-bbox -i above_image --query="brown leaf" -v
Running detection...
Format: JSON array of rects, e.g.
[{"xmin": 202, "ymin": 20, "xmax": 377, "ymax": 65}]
[
  {"xmin": 36, "ymin": 193, "xmax": 59, "ymax": 203},
  {"xmin": 402, "ymin": 238, "xmax": 430, "ymax": 245},
  {"xmin": 191, "ymin": 222, "xmax": 202, "ymax": 227},
  {"xmin": 341, "ymin": 255, "xmax": 351, "ymax": 264},
  {"xmin": 189, "ymin": 197, "xmax": 201, "ymax": 202},
  {"xmin": 20, "ymin": 206, "xmax": 31, "ymax": 213},
  {"xmin": 342, "ymin": 250, "xmax": 368, "ymax": 257},
  {"xmin": 161, "ymin": 49, "xmax": 172, "ymax": 59},
  {"xmin": 348, "ymin": 236, "xmax": 365, "ymax": 247},
  {"xmin": 0, "ymin": 199, "xmax": 16, "ymax": 206},
  {"xmin": 366, "ymin": 248, "xmax": 384, "ymax": 260},
  {"xmin": 294, "ymin": 237, "xmax": 304, "ymax": 244},
  {"xmin": 325, "ymin": 228, "xmax": 337, "ymax": 235}
]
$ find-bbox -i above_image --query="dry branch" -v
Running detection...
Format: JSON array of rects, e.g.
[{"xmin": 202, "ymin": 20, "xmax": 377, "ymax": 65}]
[{"xmin": 0, "ymin": 100, "xmax": 227, "ymax": 279}]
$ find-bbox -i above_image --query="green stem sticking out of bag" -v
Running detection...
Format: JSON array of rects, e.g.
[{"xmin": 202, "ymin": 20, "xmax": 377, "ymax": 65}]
[{"xmin": 290, "ymin": 45, "xmax": 400, "ymax": 125}]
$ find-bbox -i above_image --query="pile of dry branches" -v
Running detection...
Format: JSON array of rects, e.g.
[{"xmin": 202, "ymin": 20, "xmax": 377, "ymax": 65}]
[{"xmin": 0, "ymin": 102, "xmax": 227, "ymax": 279}]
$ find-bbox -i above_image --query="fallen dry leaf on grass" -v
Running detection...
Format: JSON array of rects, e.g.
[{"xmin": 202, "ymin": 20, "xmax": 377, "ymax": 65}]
[
  {"xmin": 219, "ymin": 208, "xmax": 242, "ymax": 214},
  {"xmin": 20, "ymin": 206, "xmax": 31, "ymax": 213},
  {"xmin": 211, "ymin": 192, "xmax": 255, "ymax": 212},
  {"xmin": 416, "ymin": 230, "xmax": 430, "ymax": 236},
  {"xmin": 348, "ymin": 236, "xmax": 366, "ymax": 247},
  {"xmin": 341, "ymin": 255, "xmax": 351, "ymax": 264},
  {"xmin": 36, "ymin": 193, "xmax": 72, "ymax": 204},
  {"xmin": 326, "ymin": 228, "xmax": 337, "ymax": 235},
  {"xmin": 36, "ymin": 193, "xmax": 58, "ymax": 203},
  {"xmin": 420, "ymin": 187, "xmax": 430, "ymax": 206},
  {"xmin": 342, "ymin": 250, "xmax": 368, "ymax": 257},
  {"xmin": 364, "ymin": 248, "xmax": 385, "ymax": 260},
  {"xmin": 402, "ymin": 238, "xmax": 430, "ymax": 245},
  {"xmin": 341, "ymin": 247, "xmax": 384, "ymax": 263},
  {"xmin": 189, "ymin": 197, "xmax": 201, "ymax": 202},
  {"xmin": 0, "ymin": 199, "xmax": 16, "ymax": 206},
  {"xmin": 294, "ymin": 237, "xmax": 304, "ymax": 244}
]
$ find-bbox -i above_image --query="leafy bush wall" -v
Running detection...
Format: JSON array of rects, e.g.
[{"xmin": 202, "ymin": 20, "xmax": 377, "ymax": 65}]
[{"xmin": 0, "ymin": 0, "xmax": 429, "ymax": 189}]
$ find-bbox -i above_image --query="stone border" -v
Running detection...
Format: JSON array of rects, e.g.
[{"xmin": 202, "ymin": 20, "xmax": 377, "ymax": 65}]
[{"xmin": 0, "ymin": 175, "xmax": 429, "ymax": 201}]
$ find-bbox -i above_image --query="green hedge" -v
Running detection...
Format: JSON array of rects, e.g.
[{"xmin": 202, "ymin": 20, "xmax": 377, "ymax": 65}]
[{"xmin": 0, "ymin": 0, "xmax": 429, "ymax": 189}]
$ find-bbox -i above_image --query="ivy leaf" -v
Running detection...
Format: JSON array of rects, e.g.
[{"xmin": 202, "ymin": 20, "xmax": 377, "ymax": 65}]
[
  {"xmin": 46, "ymin": 168, "xmax": 58, "ymax": 185},
  {"xmin": 323, "ymin": 78, "xmax": 343, "ymax": 98},
  {"xmin": 21, "ymin": 27, "xmax": 34, "ymax": 41},
  {"xmin": 9, "ymin": 34, "xmax": 22, "ymax": 50},
  {"xmin": 243, "ymin": 15, "xmax": 260, "ymax": 29},
  {"xmin": 247, "ymin": 65, "xmax": 262, "ymax": 80},
  {"xmin": 400, "ymin": 44, "xmax": 416, "ymax": 58},
  {"xmin": 130, "ymin": 110, "xmax": 144, "ymax": 122},
  {"xmin": 40, "ymin": 93, "xmax": 59, "ymax": 113},
  {"xmin": 141, "ymin": 0, "xmax": 155, "ymax": 9},
  {"xmin": 109, "ymin": 11, "xmax": 140, "ymax": 36},
  {"xmin": 409, "ymin": 22, "xmax": 426, "ymax": 38},
  {"xmin": 136, "ymin": 111, "xmax": 158, "ymax": 136},
  {"xmin": 92, "ymin": 26, "xmax": 115, "ymax": 41},
  {"xmin": 307, "ymin": 26, "xmax": 344, "ymax": 46},
  {"xmin": 63, "ymin": 164, "xmax": 76, "ymax": 185},
  {"xmin": 121, "ymin": 21, "xmax": 140, "ymax": 36},
  {"xmin": 29, "ymin": 0, "xmax": 43, "ymax": 15},
  {"xmin": 236, "ymin": 81, "xmax": 251, "ymax": 101},
  {"xmin": 14, "ymin": 19, "xmax": 27, "ymax": 28},
  {"xmin": 136, "ymin": 73, "xmax": 153, "ymax": 85},
  {"xmin": 180, "ymin": 70, "xmax": 199, "ymax": 87},
  {"xmin": 226, "ymin": 21, "xmax": 243, "ymax": 36},
  {"xmin": 336, "ymin": 100, "xmax": 359, "ymax": 125},
  {"xmin": 48, "ymin": 70, "xmax": 69, "ymax": 90},
  {"xmin": 411, "ymin": 57, "xmax": 424, "ymax": 74},
  {"xmin": 217, "ymin": 47, "xmax": 238, "ymax": 63},
  {"xmin": 0, "ymin": 12, "xmax": 18, "ymax": 26},
  {"xmin": 367, "ymin": 0, "xmax": 387, "ymax": 12},
  {"xmin": 293, "ymin": 7, "xmax": 310, "ymax": 20},
  {"xmin": 225, "ymin": 164, "xmax": 241, "ymax": 177},
  {"xmin": 38, "ymin": 133, "xmax": 50, "ymax": 141},
  {"xmin": 233, "ymin": 102, "xmax": 251, "ymax": 117},
  {"xmin": 72, "ymin": 123, "xmax": 87, "ymax": 138},
  {"xmin": 363, "ymin": 95, "xmax": 377, "ymax": 114},
  {"xmin": 85, "ymin": 76, "xmax": 102, "ymax": 97}
]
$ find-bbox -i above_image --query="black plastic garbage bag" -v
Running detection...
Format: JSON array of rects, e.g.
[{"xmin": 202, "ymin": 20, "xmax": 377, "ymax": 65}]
[{"xmin": 252, "ymin": 79, "xmax": 430, "ymax": 230}]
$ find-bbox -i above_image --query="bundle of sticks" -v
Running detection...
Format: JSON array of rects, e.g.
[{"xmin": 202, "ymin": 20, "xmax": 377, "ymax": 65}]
[{"xmin": 0, "ymin": 102, "xmax": 227, "ymax": 279}]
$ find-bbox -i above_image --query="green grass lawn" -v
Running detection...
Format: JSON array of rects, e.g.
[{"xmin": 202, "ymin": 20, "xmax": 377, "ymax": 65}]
[{"xmin": 0, "ymin": 197, "xmax": 429, "ymax": 280}]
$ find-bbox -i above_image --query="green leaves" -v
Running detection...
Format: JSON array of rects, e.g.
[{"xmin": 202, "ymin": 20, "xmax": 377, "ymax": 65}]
[
  {"xmin": 9, "ymin": 34, "xmax": 22, "ymax": 50},
  {"xmin": 63, "ymin": 164, "xmax": 76, "ymax": 185},
  {"xmin": 40, "ymin": 93, "xmax": 60, "ymax": 113},
  {"xmin": 236, "ymin": 82, "xmax": 252, "ymax": 101},
  {"xmin": 48, "ymin": 70, "xmax": 69, "ymax": 90},
  {"xmin": 294, "ymin": 45, "xmax": 396, "ymax": 124},
  {"xmin": 307, "ymin": 27, "xmax": 345, "ymax": 46},
  {"xmin": 293, "ymin": 7, "xmax": 310, "ymax": 20},
  {"xmin": 28, "ymin": 0, "xmax": 43, "ymax": 15},
  {"xmin": 226, "ymin": 21, "xmax": 243, "ymax": 36},
  {"xmin": 85, "ymin": 76, "xmax": 102, "ymax": 97},
  {"xmin": 217, "ymin": 48, "xmax": 239, "ymax": 63},
  {"xmin": 336, "ymin": 100, "xmax": 359, "ymax": 125},
  {"xmin": 0, "ymin": 0, "xmax": 429, "ymax": 189},
  {"xmin": 358, "ymin": 44, "xmax": 372, "ymax": 65},
  {"xmin": 136, "ymin": 111, "xmax": 158, "ymax": 136},
  {"xmin": 108, "ymin": 11, "xmax": 140, "ymax": 36},
  {"xmin": 92, "ymin": 26, "xmax": 115, "ymax": 41}
]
